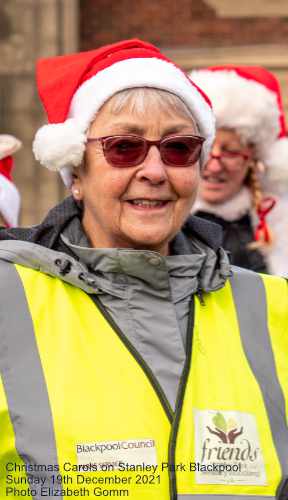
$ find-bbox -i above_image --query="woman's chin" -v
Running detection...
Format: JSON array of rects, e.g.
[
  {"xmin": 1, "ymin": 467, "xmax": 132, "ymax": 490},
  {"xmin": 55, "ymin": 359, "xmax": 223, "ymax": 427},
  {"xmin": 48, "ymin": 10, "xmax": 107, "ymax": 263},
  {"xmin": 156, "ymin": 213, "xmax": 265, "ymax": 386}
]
[
  {"xmin": 120, "ymin": 228, "xmax": 171, "ymax": 254},
  {"xmin": 201, "ymin": 188, "xmax": 232, "ymax": 205}
]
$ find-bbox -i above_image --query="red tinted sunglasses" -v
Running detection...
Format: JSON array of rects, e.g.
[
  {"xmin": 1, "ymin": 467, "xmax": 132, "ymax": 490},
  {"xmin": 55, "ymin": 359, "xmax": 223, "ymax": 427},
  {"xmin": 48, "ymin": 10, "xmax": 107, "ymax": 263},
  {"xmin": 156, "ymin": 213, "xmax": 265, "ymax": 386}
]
[{"xmin": 87, "ymin": 134, "xmax": 205, "ymax": 167}]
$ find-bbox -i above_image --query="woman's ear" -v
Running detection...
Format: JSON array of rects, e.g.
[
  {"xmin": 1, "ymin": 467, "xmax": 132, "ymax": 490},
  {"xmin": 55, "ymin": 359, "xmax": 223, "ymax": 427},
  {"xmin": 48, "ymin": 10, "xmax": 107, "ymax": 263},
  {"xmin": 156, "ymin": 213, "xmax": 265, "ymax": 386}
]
[{"xmin": 71, "ymin": 168, "xmax": 83, "ymax": 201}]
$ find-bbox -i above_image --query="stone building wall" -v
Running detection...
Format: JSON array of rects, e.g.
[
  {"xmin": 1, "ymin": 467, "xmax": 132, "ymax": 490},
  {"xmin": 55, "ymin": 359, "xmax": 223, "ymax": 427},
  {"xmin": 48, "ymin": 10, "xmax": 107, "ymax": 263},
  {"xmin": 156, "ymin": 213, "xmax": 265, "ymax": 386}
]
[{"xmin": 0, "ymin": 0, "xmax": 78, "ymax": 225}]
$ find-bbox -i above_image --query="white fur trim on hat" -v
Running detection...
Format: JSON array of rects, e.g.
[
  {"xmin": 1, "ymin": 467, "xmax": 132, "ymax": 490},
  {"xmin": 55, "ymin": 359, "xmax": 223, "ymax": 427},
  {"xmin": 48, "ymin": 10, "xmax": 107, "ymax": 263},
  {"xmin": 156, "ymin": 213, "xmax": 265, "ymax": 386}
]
[
  {"xmin": 191, "ymin": 70, "xmax": 280, "ymax": 158},
  {"xmin": 33, "ymin": 58, "xmax": 215, "ymax": 180},
  {"xmin": 264, "ymin": 193, "xmax": 288, "ymax": 276},
  {"xmin": 262, "ymin": 137, "xmax": 288, "ymax": 193},
  {"xmin": 0, "ymin": 173, "xmax": 20, "ymax": 226},
  {"xmin": 59, "ymin": 166, "xmax": 74, "ymax": 188}
]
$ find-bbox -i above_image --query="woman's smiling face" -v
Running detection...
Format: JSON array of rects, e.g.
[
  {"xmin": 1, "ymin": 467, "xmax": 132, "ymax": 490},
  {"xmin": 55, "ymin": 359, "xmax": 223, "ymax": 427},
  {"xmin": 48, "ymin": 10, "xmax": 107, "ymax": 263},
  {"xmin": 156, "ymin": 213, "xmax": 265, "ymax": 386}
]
[
  {"xmin": 72, "ymin": 90, "xmax": 201, "ymax": 255},
  {"xmin": 200, "ymin": 128, "xmax": 254, "ymax": 204}
]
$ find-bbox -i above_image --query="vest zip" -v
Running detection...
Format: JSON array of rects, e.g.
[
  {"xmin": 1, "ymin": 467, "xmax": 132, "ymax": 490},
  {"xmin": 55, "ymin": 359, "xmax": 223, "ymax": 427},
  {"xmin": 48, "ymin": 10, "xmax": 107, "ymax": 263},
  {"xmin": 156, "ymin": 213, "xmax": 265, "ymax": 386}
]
[
  {"xmin": 90, "ymin": 294, "xmax": 174, "ymax": 423},
  {"xmin": 168, "ymin": 295, "xmax": 195, "ymax": 500}
]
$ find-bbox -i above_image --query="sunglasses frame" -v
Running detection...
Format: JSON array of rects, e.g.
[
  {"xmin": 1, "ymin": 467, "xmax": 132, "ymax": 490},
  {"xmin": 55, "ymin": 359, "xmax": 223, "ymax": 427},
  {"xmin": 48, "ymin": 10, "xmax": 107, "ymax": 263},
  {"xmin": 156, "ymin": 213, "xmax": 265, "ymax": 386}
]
[{"xmin": 87, "ymin": 134, "xmax": 205, "ymax": 167}]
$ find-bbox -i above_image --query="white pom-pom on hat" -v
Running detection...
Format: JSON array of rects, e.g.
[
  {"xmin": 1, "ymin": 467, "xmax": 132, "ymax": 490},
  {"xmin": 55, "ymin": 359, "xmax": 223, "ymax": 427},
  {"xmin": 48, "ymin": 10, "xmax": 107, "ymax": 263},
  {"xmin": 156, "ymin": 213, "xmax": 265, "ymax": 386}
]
[{"xmin": 33, "ymin": 119, "xmax": 86, "ymax": 171}]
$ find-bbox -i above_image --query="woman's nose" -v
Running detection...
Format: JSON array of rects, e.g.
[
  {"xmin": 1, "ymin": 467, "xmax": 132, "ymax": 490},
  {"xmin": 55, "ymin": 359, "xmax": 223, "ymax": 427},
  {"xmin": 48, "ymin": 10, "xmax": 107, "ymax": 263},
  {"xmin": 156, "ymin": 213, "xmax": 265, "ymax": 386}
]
[
  {"xmin": 205, "ymin": 152, "xmax": 223, "ymax": 173},
  {"xmin": 136, "ymin": 145, "xmax": 168, "ymax": 184}
]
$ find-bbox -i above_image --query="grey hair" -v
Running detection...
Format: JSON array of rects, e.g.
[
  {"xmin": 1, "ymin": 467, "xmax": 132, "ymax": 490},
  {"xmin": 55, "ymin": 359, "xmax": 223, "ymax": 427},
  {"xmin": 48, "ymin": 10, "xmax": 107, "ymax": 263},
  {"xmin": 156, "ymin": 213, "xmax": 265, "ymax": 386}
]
[
  {"xmin": 66, "ymin": 88, "xmax": 199, "ymax": 187},
  {"xmin": 104, "ymin": 87, "xmax": 198, "ymax": 131}
]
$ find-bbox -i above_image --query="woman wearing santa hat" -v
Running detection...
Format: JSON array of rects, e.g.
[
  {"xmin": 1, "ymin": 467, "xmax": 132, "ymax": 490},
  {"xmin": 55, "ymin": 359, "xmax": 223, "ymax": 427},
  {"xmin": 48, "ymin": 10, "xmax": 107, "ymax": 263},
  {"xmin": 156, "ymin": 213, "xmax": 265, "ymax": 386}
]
[
  {"xmin": 191, "ymin": 65, "xmax": 288, "ymax": 275},
  {"xmin": 0, "ymin": 134, "xmax": 21, "ymax": 227},
  {"xmin": 0, "ymin": 40, "xmax": 287, "ymax": 499}
]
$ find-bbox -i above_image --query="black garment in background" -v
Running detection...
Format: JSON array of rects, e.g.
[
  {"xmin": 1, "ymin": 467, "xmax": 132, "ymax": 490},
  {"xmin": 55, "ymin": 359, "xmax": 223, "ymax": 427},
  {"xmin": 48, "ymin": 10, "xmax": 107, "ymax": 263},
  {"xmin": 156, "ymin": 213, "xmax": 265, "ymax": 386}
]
[{"xmin": 195, "ymin": 211, "xmax": 268, "ymax": 273}]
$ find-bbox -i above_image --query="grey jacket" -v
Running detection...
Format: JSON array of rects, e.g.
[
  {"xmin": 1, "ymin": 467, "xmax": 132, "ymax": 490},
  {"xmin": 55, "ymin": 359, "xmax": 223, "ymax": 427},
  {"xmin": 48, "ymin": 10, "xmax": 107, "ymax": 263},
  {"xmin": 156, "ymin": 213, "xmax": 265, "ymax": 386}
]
[{"xmin": 0, "ymin": 196, "xmax": 231, "ymax": 409}]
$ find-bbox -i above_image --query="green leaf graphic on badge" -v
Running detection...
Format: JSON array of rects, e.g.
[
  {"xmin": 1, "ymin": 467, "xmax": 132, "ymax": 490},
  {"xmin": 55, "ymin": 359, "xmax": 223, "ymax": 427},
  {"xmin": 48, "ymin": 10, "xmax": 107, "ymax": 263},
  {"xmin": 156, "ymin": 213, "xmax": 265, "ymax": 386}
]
[
  {"xmin": 213, "ymin": 412, "xmax": 227, "ymax": 432},
  {"xmin": 207, "ymin": 412, "xmax": 243, "ymax": 443}
]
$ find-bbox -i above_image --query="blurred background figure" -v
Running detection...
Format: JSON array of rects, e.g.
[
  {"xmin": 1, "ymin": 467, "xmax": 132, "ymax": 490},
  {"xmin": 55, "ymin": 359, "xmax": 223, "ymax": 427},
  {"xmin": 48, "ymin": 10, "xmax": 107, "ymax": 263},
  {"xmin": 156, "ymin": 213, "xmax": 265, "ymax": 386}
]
[
  {"xmin": 0, "ymin": 134, "xmax": 21, "ymax": 227},
  {"xmin": 191, "ymin": 66, "xmax": 288, "ymax": 275}
]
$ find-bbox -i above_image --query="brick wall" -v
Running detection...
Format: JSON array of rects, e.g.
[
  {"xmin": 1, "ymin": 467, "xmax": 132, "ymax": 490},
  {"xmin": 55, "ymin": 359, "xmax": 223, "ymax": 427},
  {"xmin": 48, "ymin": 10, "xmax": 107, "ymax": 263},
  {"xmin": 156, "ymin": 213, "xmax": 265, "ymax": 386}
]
[{"xmin": 80, "ymin": 0, "xmax": 288, "ymax": 49}]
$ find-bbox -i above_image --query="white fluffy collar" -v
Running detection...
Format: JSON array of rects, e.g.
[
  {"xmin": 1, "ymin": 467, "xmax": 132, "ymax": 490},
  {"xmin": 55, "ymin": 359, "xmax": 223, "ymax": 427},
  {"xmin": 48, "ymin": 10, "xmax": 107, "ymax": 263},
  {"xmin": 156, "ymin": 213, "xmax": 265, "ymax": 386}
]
[{"xmin": 193, "ymin": 186, "xmax": 252, "ymax": 221}]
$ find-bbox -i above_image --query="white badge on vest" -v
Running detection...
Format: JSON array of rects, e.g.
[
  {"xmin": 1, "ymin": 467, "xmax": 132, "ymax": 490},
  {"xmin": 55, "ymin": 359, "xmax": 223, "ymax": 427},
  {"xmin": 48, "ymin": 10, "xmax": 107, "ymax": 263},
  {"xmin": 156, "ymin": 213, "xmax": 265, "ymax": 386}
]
[
  {"xmin": 76, "ymin": 438, "xmax": 157, "ymax": 471},
  {"xmin": 194, "ymin": 410, "xmax": 267, "ymax": 485}
]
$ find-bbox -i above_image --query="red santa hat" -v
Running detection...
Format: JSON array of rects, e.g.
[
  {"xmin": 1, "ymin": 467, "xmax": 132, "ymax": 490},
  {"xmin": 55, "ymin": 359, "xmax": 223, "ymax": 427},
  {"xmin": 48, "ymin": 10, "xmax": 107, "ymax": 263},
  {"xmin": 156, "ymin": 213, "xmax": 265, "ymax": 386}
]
[
  {"xmin": 0, "ymin": 135, "xmax": 21, "ymax": 227},
  {"xmin": 190, "ymin": 65, "xmax": 288, "ymax": 193},
  {"xmin": 33, "ymin": 39, "xmax": 215, "ymax": 186}
]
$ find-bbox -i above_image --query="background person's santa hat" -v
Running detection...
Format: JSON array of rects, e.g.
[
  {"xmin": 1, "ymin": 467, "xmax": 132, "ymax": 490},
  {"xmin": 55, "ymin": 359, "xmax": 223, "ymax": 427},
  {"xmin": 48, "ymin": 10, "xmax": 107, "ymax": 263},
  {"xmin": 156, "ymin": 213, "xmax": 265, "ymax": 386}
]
[
  {"xmin": 190, "ymin": 65, "xmax": 288, "ymax": 194},
  {"xmin": 33, "ymin": 39, "xmax": 215, "ymax": 186},
  {"xmin": 0, "ymin": 135, "xmax": 21, "ymax": 227}
]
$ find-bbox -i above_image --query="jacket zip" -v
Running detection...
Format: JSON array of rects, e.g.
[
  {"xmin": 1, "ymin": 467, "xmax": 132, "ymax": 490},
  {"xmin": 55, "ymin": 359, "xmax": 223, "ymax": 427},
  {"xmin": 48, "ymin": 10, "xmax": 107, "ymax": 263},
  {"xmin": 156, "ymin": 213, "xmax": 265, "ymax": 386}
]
[
  {"xmin": 90, "ymin": 293, "xmax": 196, "ymax": 500},
  {"xmin": 168, "ymin": 295, "xmax": 195, "ymax": 500}
]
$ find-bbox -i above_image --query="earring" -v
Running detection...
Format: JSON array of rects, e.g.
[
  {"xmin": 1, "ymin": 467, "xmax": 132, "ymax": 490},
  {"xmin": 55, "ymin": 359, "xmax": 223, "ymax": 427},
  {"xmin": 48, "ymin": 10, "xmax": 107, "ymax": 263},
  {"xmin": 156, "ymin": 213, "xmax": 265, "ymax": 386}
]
[{"xmin": 73, "ymin": 188, "xmax": 80, "ymax": 196}]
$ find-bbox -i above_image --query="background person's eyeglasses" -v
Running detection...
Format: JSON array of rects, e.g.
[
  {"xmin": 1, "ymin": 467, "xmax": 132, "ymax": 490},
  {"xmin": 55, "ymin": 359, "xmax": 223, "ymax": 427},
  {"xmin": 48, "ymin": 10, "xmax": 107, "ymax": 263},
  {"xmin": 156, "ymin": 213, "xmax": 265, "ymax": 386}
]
[
  {"xmin": 209, "ymin": 150, "xmax": 250, "ymax": 170},
  {"xmin": 87, "ymin": 134, "xmax": 205, "ymax": 168}
]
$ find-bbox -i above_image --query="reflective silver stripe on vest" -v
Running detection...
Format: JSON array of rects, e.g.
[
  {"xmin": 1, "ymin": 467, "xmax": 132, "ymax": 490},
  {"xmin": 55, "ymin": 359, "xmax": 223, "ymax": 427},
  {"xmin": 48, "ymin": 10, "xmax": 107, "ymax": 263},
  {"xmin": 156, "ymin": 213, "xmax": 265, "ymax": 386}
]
[
  {"xmin": 0, "ymin": 261, "xmax": 61, "ymax": 500},
  {"xmin": 230, "ymin": 268, "xmax": 288, "ymax": 480}
]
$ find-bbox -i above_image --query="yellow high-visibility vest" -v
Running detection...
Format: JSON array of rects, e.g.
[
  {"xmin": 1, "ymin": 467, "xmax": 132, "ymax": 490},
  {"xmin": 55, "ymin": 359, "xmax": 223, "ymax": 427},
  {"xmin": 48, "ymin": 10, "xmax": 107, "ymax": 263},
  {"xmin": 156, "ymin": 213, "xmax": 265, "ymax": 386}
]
[{"xmin": 0, "ymin": 263, "xmax": 287, "ymax": 499}]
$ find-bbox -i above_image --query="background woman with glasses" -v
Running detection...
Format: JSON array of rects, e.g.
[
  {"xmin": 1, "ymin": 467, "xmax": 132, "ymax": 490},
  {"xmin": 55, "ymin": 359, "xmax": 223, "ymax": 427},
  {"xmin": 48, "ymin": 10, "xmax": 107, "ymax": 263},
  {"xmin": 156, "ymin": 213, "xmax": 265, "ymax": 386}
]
[{"xmin": 191, "ymin": 66, "xmax": 288, "ymax": 275}]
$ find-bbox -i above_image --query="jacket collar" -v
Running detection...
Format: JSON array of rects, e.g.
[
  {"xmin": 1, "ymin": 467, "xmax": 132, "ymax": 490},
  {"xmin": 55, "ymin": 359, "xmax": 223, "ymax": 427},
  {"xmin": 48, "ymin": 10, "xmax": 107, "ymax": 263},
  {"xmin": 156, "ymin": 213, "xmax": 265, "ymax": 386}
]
[{"xmin": 0, "ymin": 196, "xmax": 231, "ymax": 294}]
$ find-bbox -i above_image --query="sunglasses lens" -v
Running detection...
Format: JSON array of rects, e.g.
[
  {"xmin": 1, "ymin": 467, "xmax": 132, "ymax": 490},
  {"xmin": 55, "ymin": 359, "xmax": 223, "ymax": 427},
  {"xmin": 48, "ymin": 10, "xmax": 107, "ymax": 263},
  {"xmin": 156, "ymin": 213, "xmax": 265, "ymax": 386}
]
[
  {"xmin": 162, "ymin": 137, "xmax": 203, "ymax": 166},
  {"xmin": 104, "ymin": 137, "xmax": 146, "ymax": 166}
]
